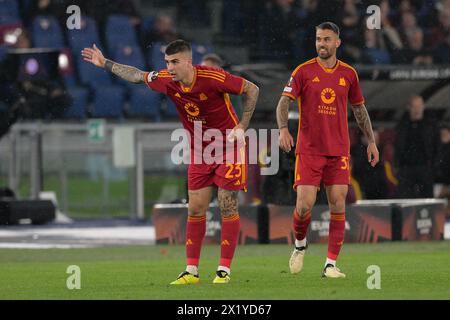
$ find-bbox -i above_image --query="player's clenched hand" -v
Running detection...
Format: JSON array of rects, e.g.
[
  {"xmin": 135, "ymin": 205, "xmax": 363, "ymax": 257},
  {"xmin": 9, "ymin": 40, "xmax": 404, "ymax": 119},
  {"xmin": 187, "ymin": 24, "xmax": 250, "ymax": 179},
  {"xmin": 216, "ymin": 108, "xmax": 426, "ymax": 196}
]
[
  {"xmin": 81, "ymin": 44, "xmax": 106, "ymax": 68},
  {"xmin": 279, "ymin": 127, "xmax": 294, "ymax": 152},
  {"xmin": 227, "ymin": 123, "xmax": 245, "ymax": 143},
  {"xmin": 367, "ymin": 142, "xmax": 379, "ymax": 167}
]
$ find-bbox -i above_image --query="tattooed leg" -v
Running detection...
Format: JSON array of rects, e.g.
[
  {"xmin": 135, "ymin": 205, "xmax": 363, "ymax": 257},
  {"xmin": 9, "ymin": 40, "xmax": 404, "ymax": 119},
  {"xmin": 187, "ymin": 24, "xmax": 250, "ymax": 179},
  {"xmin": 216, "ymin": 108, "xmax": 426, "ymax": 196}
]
[{"xmin": 218, "ymin": 189, "xmax": 239, "ymax": 218}]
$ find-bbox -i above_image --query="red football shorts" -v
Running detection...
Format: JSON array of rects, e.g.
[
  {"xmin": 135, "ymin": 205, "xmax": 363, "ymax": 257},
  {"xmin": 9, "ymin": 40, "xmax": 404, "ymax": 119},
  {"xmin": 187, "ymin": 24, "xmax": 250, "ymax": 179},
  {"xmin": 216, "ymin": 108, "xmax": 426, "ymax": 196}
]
[
  {"xmin": 293, "ymin": 154, "xmax": 350, "ymax": 190},
  {"xmin": 188, "ymin": 145, "xmax": 248, "ymax": 191}
]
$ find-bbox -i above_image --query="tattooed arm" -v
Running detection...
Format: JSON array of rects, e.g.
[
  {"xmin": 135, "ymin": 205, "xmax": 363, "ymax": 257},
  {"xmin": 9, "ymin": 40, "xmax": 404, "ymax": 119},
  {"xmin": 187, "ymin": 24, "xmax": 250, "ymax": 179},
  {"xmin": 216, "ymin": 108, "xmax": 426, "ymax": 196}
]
[
  {"xmin": 227, "ymin": 80, "xmax": 259, "ymax": 142},
  {"xmin": 239, "ymin": 80, "xmax": 259, "ymax": 130},
  {"xmin": 351, "ymin": 104, "xmax": 375, "ymax": 143},
  {"xmin": 276, "ymin": 95, "xmax": 291, "ymax": 130},
  {"xmin": 276, "ymin": 95, "xmax": 294, "ymax": 152},
  {"xmin": 81, "ymin": 44, "xmax": 145, "ymax": 83},
  {"xmin": 351, "ymin": 104, "xmax": 380, "ymax": 166}
]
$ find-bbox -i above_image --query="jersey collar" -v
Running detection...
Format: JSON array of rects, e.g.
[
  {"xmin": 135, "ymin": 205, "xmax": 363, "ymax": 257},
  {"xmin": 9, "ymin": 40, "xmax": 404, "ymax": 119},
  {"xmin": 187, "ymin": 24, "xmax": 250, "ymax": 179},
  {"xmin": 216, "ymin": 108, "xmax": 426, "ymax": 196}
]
[
  {"xmin": 316, "ymin": 57, "xmax": 340, "ymax": 74},
  {"xmin": 179, "ymin": 66, "xmax": 197, "ymax": 92}
]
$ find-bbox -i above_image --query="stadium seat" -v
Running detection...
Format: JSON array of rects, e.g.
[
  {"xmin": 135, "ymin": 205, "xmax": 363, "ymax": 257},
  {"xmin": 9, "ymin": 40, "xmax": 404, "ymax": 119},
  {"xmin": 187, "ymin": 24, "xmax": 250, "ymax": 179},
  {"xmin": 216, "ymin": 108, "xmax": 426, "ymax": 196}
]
[
  {"xmin": 92, "ymin": 85, "xmax": 125, "ymax": 118},
  {"xmin": 164, "ymin": 98, "xmax": 179, "ymax": 118},
  {"xmin": 148, "ymin": 42, "xmax": 167, "ymax": 71},
  {"xmin": 76, "ymin": 55, "xmax": 111, "ymax": 88},
  {"xmin": 65, "ymin": 86, "xmax": 88, "ymax": 119},
  {"xmin": 67, "ymin": 16, "xmax": 100, "ymax": 54},
  {"xmin": 112, "ymin": 45, "xmax": 146, "ymax": 87},
  {"xmin": 105, "ymin": 15, "xmax": 139, "ymax": 53},
  {"xmin": 140, "ymin": 16, "xmax": 155, "ymax": 36},
  {"xmin": 32, "ymin": 15, "xmax": 65, "ymax": 49},
  {"xmin": 128, "ymin": 86, "xmax": 161, "ymax": 120},
  {"xmin": 192, "ymin": 43, "xmax": 213, "ymax": 65},
  {"xmin": 363, "ymin": 48, "xmax": 391, "ymax": 64},
  {"xmin": 0, "ymin": 0, "xmax": 20, "ymax": 24}
]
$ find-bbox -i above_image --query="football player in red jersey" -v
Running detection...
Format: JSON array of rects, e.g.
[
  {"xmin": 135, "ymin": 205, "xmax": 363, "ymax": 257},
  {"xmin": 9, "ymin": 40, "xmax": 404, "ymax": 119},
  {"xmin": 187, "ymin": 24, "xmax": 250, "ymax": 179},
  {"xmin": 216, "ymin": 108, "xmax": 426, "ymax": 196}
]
[
  {"xmin": 276, "ymin": 22, "xmax": 379, "ymax": 278},
  {"xmin": 82, "ymin": 40, "xmax": 259, "ymax": 284}
]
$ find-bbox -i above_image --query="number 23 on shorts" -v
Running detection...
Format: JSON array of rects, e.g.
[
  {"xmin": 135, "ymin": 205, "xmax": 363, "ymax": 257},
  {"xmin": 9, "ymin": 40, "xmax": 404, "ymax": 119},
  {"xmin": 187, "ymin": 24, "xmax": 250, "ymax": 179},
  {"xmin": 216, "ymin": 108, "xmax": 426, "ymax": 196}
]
[{"xmin": 225, "ymin": 164, "xmax": 242, "ymax": 179}]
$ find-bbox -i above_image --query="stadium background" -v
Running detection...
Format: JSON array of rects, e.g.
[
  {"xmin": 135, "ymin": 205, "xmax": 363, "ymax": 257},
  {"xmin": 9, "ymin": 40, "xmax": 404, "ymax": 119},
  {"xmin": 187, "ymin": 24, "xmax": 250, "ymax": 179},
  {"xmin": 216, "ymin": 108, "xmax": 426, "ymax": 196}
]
[{"xmin": 0, "ymin": 0, "xmax": 449, "ymax": 300}]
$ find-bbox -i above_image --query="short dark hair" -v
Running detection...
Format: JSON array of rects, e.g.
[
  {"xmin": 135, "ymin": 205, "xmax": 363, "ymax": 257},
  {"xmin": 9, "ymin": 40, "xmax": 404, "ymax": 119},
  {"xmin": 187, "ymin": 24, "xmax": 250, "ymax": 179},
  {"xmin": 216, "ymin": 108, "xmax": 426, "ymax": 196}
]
[
  {"xmin": 165, "ymin": 39, "xmax": 192, "ymax": 55},
  {"xmin": 201, "ymin": 53, "xmax": 224, "ymax": 67},
  {"xmin": 316, "ymin": 21, "xmax": 340, "ymax": 37}
]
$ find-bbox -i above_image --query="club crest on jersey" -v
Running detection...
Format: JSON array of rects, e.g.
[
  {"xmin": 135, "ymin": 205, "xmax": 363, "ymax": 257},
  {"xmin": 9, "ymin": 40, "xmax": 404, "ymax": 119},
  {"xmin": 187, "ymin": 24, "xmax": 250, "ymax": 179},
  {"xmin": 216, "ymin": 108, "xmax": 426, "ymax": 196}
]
[
  {"xmin": 184, "ymin": 102, "xmax": 200, "ymax": 117},
  {"xmin": 312, "ymin": 76, "xmax": 320, "ymax": 82},
  {"xmin": 199, "ymin": 93, "xmax": 208, "ymax": 101},
  {"xmin": 339, "ymin": 77, "xmax": 346, "ymax": 86},
  {"xmin": 147, "ymin": 71, "xmax": 159, "ymax": 82}
]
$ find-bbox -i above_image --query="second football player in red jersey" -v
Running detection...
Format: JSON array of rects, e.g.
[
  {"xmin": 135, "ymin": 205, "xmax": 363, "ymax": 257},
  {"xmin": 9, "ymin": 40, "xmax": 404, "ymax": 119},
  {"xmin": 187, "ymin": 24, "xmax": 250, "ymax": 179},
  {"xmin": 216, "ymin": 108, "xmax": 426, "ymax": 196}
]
[
  {"xmin": 276, "ymin": 22, "xmax": 379, "ymax": 278},
  {"xmin": 82, "ymin": 40, "xmax": 259, "ymax": 284}
]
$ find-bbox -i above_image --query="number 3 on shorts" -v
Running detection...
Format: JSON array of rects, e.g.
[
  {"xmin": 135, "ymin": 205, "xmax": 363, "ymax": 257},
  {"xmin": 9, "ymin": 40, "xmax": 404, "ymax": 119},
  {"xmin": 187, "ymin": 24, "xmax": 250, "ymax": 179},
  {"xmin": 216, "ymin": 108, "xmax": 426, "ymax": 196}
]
[
  {"xmin": 340, "ymin": 156, "xmax": 349, "ymax": 170},
  {"xmin": 225, "ymin": 164, "xmax": 242, "ymax": 179}
]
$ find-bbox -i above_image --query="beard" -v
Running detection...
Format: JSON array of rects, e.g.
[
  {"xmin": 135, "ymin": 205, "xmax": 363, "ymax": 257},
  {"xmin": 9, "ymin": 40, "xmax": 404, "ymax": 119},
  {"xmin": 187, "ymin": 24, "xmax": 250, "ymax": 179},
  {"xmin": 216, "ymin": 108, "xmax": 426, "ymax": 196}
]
[{"xmin": 317, "ymin": 47, "xmax": 333, "ymax": 59}]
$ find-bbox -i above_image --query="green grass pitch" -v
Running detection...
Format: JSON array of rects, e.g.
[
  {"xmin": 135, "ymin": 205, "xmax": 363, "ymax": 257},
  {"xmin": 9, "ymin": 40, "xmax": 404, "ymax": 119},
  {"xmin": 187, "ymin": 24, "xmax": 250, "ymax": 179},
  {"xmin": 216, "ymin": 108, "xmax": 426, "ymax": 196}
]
[{"xmin": 1, "ymin": 241, "xmax": 449, "ymax": 300}]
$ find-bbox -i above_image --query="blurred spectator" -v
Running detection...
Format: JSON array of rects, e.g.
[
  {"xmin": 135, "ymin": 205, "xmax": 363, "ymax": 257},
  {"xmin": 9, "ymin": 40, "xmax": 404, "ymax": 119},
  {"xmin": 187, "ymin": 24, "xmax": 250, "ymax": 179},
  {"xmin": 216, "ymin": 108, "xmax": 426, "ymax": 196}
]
[
  {"xmin": 143, "ymin": 14, "xmax": 181, "ymax": 47},
  {"xmin": 379, "ymin": 0, "xmax": 404, "ymax": 54},
  {"xmin": 337, "ymin": 0, "xmax": 364, "ymax": 63},
  {"xmin": 68, "ymin": 0, "xmax": 140, "ymax": 28},
  {"xmin": 434, "ymin": 124, "xmax": 450, "ymax": 214},
  {"xmin": 258, "ymin": 0, "xmax": 300, "ymax": 64},
  {"xmin": 201, "ymin": 53, "xmax": 243, "ymax": 119},
  {"xmin": 351, "ymin": 129, "xmax": 398, "ymax": 199},
  {"xmin": 394, "ymin": 27, "xmax": 434, "ymax": 64},
  {"xmin": 434, "ymin": 30, "xmax": 450, "ymax": 63},
  {"xmin": 398, "ymin": 10, "xmax": 420, "ymax": 45},
  {"xmin": 429, "ymin": 3, "xmax": 450, "ymax": 48},
  {"xmin": 24, "ymin": 0, "xmax": 67, "ymax": 26},
  {"xmin": 201, "ymin": 53, "xmax": 224, "ymax": 68},
  {"xmin": 361, "ymin": 27, "xmax": 391, "ymax": 64},
  {"xmin": 395, "ymin": 95, "xmax": 439, "ymax": 198}
]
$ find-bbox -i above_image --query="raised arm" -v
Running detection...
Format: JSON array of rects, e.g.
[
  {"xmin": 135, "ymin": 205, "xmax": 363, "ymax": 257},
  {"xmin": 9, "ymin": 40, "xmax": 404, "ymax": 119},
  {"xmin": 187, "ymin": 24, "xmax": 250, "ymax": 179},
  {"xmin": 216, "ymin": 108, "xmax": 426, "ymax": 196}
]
[
  {"xmin": 276, "ymin": 95, "xmax": 294, "ymax": 152},
  {"xmin": 351, "ymin": 104, "xmax": 379, "ymax": 167},
  {"xmin": 81, "ymin": 44, "xmax": 145, "ymax": 84}
]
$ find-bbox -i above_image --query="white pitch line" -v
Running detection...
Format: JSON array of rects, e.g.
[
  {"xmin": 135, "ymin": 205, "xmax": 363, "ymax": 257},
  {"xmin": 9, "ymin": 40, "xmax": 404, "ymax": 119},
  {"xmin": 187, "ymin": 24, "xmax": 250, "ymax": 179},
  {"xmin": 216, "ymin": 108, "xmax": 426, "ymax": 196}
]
[
  {"xmin": 0, "ymin": 243, "xmax": 94, "ymax": 249},
  {"xmin": 0, "ymin": 226, "xmax": 155, "ymax": 241}
]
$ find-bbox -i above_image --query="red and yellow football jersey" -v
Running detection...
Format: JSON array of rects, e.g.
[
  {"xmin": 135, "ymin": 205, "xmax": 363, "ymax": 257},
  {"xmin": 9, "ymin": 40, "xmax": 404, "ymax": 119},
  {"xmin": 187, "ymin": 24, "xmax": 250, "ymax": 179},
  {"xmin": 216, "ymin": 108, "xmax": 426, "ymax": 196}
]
[
  {"xmin": 282, "ymin": 58, "xmax": 365, "ymax": 157},
  {"xmin": 144, "ymin": 65, "xmax": 245, "ymax": 151}
]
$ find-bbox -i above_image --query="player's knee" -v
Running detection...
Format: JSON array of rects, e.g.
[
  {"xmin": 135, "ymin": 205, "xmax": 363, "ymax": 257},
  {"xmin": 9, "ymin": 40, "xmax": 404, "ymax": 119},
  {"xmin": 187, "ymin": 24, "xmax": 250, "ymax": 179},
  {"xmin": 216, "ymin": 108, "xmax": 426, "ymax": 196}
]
[
  {"xmin": 296, "ymin": 202, "xmax": 313, "ymax": 217},
  {"xmin": 328, "ymin": 198, "xmax": 346, "ymax": 212},
  {"xmin": 188, "ymin": 204, "xmax": 208, "ymax": 217}
]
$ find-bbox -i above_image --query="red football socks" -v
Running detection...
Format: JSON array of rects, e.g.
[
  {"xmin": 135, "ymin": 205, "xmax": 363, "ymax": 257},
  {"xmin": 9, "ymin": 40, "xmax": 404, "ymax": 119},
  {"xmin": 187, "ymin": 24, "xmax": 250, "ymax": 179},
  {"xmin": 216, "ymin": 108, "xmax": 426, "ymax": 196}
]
[
  {"xmin": 327, "ymin": 212, "xmax": 346, "ymax": 260},
  {"xmin": 293, "ymin": 208, "xmax": 311, "ymax": 241},
  {"xmin": 219, "ymin": 213, "xmax": 240, "ymax": 268},
  {"xmin": 185, "ymin": 215, "xmax": 206, "ymax": 266}
]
